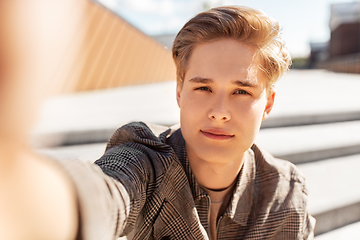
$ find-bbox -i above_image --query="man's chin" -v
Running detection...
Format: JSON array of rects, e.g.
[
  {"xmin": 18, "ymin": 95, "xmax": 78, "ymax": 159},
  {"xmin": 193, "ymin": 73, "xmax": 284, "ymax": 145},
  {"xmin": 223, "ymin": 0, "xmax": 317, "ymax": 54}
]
[{"xmin": 194, "ymin": 148, "xmax": 242, "ymax": 164}]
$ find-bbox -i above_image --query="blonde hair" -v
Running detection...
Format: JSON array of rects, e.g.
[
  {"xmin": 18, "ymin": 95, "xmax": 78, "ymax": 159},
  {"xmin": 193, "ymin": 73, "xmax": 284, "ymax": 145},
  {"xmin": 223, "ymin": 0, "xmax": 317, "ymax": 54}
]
[{"xmin": 172, "ymin": 6, "xmax": 291, "ymax": 91}]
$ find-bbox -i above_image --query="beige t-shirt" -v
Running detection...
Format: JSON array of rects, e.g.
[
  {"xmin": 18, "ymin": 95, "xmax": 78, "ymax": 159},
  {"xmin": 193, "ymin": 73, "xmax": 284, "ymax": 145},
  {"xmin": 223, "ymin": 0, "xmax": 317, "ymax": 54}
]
[{"xmin": 202, "ymin": 180, "xmax": 237, "ymax": 240}]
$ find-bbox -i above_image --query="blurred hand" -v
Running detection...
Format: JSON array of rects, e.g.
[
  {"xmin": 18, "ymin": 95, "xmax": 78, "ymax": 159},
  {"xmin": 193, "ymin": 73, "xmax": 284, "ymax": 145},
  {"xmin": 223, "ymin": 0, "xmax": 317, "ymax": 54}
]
[{"xmin": 0, "ymin": 0, "xmax": 84, "ymax": 239}]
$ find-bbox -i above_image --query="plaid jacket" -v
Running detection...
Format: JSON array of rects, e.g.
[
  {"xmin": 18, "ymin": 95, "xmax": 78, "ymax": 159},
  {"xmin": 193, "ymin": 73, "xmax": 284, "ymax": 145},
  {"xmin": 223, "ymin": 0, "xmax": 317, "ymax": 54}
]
[{"xmin": 60, "ymin": 122, "xmax": 315, "ymax": 240}]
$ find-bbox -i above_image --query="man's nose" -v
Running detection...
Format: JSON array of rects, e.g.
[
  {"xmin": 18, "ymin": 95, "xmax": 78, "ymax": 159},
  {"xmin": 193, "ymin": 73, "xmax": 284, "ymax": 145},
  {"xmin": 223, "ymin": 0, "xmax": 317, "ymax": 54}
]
[{"xmin": 207, "ymin": 97, "xmax": 231, "ymax": 122}]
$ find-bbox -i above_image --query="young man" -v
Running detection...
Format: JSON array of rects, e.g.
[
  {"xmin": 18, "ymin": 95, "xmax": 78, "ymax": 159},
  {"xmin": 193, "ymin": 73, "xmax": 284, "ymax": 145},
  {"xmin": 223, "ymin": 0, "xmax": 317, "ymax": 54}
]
[
  {"xmin": 90, "ymin": 6, "xmax": 315, "ymax": 239},
  {"xmin": 1, "ymin": 5, "xmax": 315, "ymax": 240}
]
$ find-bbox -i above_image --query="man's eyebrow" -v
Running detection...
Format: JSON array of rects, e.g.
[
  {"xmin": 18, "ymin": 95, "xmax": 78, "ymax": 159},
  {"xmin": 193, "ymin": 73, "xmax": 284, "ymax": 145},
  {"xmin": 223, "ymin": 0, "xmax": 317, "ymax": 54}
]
[
  {"xmin": 188, "ymin": 77, "xmax": 257, "ymax": 87},
  {"xmin": 232, "ymin": 80, "xmax": 257, "ymax": 88},
  {"xmin": 188, "ymin": 77, "xmax": 214, "ymax": 84}
]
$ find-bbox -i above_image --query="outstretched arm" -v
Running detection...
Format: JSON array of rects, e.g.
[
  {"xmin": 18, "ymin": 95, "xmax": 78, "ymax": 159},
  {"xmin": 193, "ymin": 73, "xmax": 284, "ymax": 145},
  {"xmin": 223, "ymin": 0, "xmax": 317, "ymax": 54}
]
[
  {"xmin": 0, "ymin": 147, "xmax": 78, "ymax": 240},
  {"xmin": 0, "ymin": 1, "xmax": 84, "ymax": 239}
]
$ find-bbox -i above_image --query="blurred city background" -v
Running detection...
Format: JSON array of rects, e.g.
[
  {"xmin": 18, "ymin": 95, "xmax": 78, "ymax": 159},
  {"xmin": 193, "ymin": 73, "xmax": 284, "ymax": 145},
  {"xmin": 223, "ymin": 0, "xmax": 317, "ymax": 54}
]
[{"xmin": 29, "ymin": 0, "xmax": 360, "ymax": 239}]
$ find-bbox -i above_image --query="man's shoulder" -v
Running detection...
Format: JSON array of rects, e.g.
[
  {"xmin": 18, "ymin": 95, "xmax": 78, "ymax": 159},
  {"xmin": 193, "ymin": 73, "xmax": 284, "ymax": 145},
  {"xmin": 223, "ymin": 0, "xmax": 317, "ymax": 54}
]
[
  {"xmin": 104, "ymin": 122, "xmax": 179, "ymax": 151},
  {"xmin": 251, "ymin": 144, "xmax": 306, "ymax": 186},
  {"xmin": 96, "ymin": 122, "xmax": 182, "ymax": 179},
  {"xmin": 250, "ymin": 144, "xmax": 309, "ymax": 208},
  {"xmin": 248, "ymin": 145, "xmax": 314, "ymax": 238}
]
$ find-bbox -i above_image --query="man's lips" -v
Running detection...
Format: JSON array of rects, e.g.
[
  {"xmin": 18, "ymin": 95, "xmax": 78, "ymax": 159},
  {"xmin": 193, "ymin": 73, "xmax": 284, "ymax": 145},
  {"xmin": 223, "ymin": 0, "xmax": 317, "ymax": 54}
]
[{"xmin": 200, "ymin": 129, "xmax": 234, "ymax": 140}]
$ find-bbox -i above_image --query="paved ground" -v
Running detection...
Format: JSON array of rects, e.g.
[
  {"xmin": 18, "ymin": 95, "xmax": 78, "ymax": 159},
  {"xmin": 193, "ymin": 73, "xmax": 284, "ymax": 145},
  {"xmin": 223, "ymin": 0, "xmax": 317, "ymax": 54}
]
[
  {"xmin": 270, "ymin": 70, "xmax": 360, "ymax": 116},
  {"xmin": 315, "ymin": 221, "xmax": 360, "ymax": 240},
  {"xmin": 256, "ymin": 121, "xmax": 360, "ymax": 163}
]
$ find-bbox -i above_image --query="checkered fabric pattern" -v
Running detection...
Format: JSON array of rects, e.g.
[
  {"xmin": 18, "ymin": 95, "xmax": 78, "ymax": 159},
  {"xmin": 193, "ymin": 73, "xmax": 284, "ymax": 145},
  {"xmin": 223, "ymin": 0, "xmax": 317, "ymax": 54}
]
[{"xmin": 58, "ymin": 122, "xmax": 315, "ymax": 239}]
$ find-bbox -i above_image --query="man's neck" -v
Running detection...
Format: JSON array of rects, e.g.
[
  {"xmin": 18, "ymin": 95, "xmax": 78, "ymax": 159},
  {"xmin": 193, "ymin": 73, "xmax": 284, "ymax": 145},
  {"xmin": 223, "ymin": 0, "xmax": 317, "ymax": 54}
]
[{"xmin": 187, "ymin": 147, "xmax": 246, "ymax": 190}]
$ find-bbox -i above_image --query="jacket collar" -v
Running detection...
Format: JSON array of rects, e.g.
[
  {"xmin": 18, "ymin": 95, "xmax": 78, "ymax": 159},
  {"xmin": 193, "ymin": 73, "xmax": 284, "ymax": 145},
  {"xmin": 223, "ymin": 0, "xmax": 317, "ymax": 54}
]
[
  {"xmin": 225, "ymin": 148, "xmax": 255, "ymax": 226},
  {"xmin": 168, "ymin": 129, "xmax": 208, "ymax": 200},
  {"xmin": 168, "ymin": 129, "xmax": 256, "ymax": 226}
]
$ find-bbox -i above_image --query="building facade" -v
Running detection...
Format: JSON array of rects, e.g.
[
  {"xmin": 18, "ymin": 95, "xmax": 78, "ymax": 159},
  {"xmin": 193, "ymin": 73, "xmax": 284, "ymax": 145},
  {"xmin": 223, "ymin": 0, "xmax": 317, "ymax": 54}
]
[
  {"xmin": 313, "ymin": 2, "xmax": 360, "ymax": 73},
  {"xmin": 51, "ymin": 0, "xmax": 176, "ymax": 94}
]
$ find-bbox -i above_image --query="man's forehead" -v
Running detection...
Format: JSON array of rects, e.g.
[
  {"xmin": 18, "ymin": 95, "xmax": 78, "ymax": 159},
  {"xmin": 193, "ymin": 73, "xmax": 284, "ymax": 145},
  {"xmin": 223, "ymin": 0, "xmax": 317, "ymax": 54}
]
[{"xmin": 181, "ymin": 39, "xmax": 268, "ymax": 88}]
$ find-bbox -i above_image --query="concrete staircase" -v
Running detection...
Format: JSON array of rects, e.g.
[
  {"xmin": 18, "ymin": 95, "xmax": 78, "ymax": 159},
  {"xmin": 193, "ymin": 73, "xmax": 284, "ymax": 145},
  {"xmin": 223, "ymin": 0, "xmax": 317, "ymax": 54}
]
[
  {"xmin": 33, "ymin": 70, "xmax": 360, "ymax": 238},
  {"xmin": 256, "ymin": 122, "xmax": 360, "ymax": 237}
]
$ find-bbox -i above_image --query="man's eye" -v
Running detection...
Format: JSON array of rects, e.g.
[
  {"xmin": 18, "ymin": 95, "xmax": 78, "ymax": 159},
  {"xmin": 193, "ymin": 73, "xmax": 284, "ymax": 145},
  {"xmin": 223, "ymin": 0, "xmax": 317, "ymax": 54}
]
[
  {"xmin": 196, "ymin": 87, "xmax": 211, "ymax": 92},
  {"xmin": 234, "ymin": 89, "xmax": 249, "ymax": 95}
]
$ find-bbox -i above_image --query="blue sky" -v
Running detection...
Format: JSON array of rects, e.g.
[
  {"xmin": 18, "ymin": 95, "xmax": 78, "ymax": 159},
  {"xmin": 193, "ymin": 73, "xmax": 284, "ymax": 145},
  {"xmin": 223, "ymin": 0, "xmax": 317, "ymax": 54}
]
[{"xmin": 98, "ymin": 0, "xmax": 358, "ymax": 57}]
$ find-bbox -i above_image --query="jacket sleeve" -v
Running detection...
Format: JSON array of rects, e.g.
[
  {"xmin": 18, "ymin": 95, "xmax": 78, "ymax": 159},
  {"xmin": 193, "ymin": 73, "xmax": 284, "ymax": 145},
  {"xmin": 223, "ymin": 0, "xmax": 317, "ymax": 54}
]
[
  {"xmin": 303, "ymin": 211, "xmax": 316, "ymax": 240},
  {"xmin": 93, "ymin": 122, "xmax": 176, "ymax": 237},
  {"xmin": 54, "ymin": 122, "xmax": 176, "ymax": 239},
  {"xmin": 54, "ymin": 159, "xmax": 131, "ymax": 240},
  {"xmin": 94, "ymin": 144, "xmax": 157, "ymax": 237}
]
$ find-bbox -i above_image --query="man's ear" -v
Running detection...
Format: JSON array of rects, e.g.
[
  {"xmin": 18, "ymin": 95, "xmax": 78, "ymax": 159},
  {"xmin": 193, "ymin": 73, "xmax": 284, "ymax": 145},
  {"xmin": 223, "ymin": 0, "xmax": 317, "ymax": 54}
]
[
  {"xmin": 262, "ymin": 91, "xmax": 275, "ymax": 121},
  {"xmin": 176, "ymin": 82, "xmax": 182, "ymax": 108}
]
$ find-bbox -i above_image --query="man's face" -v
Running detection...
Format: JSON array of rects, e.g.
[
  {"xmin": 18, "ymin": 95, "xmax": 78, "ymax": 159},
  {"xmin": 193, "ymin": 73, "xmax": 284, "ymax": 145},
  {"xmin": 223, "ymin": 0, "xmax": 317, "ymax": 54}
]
[{"xmin": 176, "ymin": 38, "xmax": 275, "ymax": 164}]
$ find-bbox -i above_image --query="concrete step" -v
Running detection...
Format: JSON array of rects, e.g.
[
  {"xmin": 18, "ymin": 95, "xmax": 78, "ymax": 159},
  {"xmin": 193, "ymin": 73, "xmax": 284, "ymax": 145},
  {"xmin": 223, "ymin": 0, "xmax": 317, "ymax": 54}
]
[
  {"xmin": 31, "ymin": 70, "xmax": 360, "ymax": 148},
  {"xmin": 31, "ymin": 111, "xmax": 360, "ymax": 148},
  {"xmin": 262, "ymin": 110, "xmax": 360, "ymax": 129},
  {"xmin": 31, "ymin": 81, "xmax": 179, "ymax": 148},
  {"xmin": 267, "ymin": 70, "xmax": 360, "ymax": 126},
  {"xmin": 38, "ymin": 142, "xmax": 106, "ymax": 162},
  {"xmin": 255, "ymin": 121, "xmax": 360, "ymax": 164},
  {"xmin": 37, "ymin": 120, "xmax": 360, "ymax": 164},
  {"xmin": 297, "ymin": 155, "xmax": 360, "ymax": 236},
  {"xmin": 314, "ymin": 221, "xmax": 360, "ymax": 240}
]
